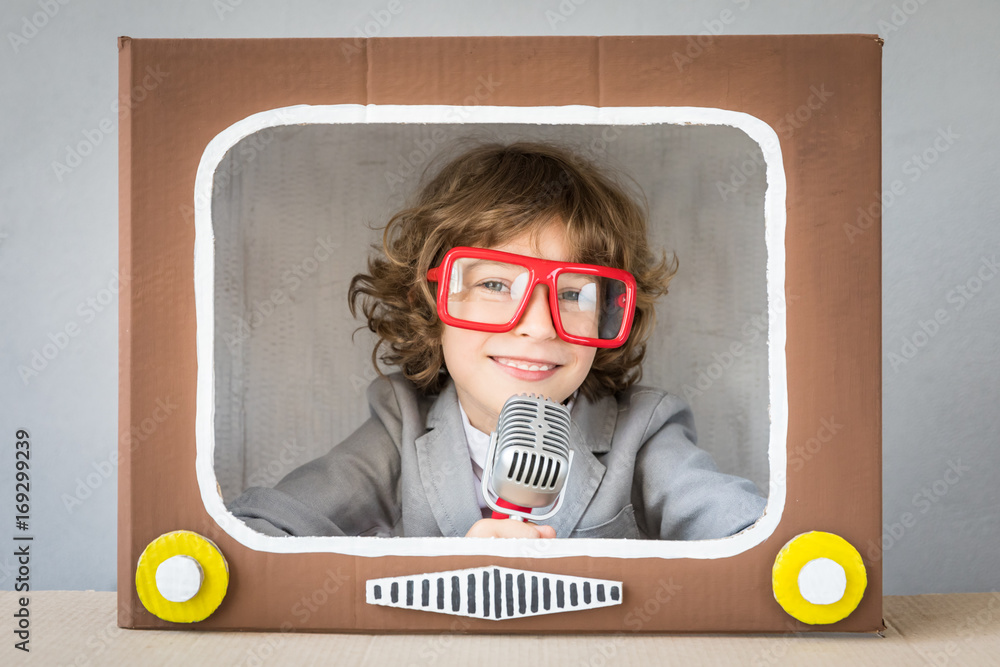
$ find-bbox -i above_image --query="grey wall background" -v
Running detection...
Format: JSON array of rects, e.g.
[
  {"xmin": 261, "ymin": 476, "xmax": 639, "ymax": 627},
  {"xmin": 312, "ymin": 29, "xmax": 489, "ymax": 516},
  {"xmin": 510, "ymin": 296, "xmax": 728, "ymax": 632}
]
[
  {"xmin": 0, "ymin": 0, "xmax": 996, "ymax": 595},
  {"xmin": 210, "ymin": 122, "xmax": 769, "ymax": 505}
]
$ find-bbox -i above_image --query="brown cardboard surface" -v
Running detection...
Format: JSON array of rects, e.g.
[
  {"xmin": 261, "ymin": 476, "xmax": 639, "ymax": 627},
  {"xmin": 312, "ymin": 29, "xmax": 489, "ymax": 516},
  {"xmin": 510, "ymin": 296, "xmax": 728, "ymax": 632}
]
[
  {"xmin": 10, "ymin": 592, "xmax": 999, "ymax": 666},
  {"xmin": 119, "ymin": 36, "xmax": 882, "ymax": 633},
  {"xmin": 117, "ymin": 34, "xmax": 133, "ymax": 631}
]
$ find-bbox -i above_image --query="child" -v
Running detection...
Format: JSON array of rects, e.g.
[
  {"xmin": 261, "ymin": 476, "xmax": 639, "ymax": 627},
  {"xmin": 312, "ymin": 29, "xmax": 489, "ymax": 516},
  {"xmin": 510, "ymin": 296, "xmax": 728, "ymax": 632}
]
[{"xmin": 228, "ymin": 140, "xmax": 766, "ymax": 540}]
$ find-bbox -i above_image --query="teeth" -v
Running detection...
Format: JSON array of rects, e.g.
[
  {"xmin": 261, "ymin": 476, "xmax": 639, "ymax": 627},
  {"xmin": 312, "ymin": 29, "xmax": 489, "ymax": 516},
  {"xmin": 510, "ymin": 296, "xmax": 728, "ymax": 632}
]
[{"xmin": 497, "ymin": 358, "xmax": 554, "ymax": 372}]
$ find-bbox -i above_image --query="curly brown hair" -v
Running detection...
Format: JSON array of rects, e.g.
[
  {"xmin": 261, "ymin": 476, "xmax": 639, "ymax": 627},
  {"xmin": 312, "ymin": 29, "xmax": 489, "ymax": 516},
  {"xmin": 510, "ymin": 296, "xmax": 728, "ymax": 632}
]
[{"xmin": 348, "ymin": 139, "xmax": 678, "ymax": 402}]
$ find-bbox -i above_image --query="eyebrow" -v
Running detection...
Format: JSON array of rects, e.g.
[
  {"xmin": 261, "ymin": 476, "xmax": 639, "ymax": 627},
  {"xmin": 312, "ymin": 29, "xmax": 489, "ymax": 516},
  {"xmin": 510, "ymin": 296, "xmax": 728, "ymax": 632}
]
[{"xmin": 461, "ymin": 260, "xmax": 524, "ymax": 271}]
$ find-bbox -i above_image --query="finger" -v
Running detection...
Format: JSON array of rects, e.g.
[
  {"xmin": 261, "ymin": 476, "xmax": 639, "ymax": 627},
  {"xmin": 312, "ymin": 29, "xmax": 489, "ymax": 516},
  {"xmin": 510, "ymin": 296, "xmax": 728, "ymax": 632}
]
[
  {"xmin": 498, "ymin": 520, "xmax": 556, "ymax": 539},
  {"xmin": 494, "ymin": 520, "xmax": 546, "ymax": 539},
  {"xmin": 466, "ymin": 518, "xmax": 555, "ymax": 539},
  {"xmin": 533, "ymin": 524, "xmax": 556, "ymax": 539}
]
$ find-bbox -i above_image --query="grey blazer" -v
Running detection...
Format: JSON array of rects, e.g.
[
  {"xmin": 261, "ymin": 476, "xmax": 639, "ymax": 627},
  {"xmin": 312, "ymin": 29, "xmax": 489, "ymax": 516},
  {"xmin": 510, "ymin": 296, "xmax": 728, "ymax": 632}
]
[{"xmin": 228, "ymin": 372, "xmax": 766, "ymax": 540}]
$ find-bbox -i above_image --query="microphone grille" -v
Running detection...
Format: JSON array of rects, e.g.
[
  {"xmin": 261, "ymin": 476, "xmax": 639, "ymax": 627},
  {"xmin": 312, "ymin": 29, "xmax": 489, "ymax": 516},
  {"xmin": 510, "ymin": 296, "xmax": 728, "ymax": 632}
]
[
  {"xmin": 496, "ymin": 394, "xmax": 571, "ymax": 456},
  {"xmin": 494, "ymin": 394, "xmax": 572, "ymax": 494}
]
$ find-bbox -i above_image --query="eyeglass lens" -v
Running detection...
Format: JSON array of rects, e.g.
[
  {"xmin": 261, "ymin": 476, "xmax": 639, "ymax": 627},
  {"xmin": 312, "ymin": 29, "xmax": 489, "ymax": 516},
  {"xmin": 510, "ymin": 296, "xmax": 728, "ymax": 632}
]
[{"xmin": 446, "ymin": 258, "xmax": 626, "ymax": 340}]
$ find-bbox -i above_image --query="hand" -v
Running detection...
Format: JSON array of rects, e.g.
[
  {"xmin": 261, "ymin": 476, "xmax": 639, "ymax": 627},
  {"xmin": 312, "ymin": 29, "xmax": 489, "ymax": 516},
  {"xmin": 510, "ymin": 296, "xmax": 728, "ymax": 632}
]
[{"xmin": 465, "ymin": 518, "xmax": 557, "ymax": 539}]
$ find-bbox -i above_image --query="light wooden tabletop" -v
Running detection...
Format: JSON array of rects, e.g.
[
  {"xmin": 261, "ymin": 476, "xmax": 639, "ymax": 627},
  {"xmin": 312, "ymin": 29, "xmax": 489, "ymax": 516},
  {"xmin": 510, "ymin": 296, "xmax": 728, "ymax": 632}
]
[{"xmin": 3, "ymin": 592, "xmax": 999, "ymax": 666}]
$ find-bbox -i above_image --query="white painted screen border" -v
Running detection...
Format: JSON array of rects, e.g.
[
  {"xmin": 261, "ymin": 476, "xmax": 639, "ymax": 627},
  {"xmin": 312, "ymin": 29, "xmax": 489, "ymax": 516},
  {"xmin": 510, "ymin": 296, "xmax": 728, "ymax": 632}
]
[{"xmin": 193, "ymin": 104, "xmax": 788, "ymax": 559}]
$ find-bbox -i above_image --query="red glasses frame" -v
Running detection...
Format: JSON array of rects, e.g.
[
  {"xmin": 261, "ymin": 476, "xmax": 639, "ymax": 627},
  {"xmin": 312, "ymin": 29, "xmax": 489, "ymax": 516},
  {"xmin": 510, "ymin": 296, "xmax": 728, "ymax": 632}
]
[{"xmin": 425, "ymin": 247, "xmax": 638, "ymax": 348}]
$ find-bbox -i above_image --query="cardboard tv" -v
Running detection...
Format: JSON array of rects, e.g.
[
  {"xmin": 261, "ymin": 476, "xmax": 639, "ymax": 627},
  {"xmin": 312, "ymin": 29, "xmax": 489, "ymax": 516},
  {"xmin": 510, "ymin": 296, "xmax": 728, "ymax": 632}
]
[{"xmin": 118, "ymin": 35, "xmax": 883, "ymax": 633}]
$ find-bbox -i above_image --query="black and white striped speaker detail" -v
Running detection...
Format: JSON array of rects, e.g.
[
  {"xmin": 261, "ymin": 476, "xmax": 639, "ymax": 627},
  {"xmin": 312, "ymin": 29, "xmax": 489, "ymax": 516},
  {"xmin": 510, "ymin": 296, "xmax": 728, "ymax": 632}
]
[{"xmin": 366, "ymin": 566, "xmax": 622, "ymax": 620}]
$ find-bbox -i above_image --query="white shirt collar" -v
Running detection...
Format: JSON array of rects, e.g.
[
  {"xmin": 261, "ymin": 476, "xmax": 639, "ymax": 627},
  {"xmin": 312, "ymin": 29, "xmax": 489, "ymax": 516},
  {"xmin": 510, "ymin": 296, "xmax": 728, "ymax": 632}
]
[{"xmin": 458, "ymin": 392, "xmax": 578, "ymax": 512}]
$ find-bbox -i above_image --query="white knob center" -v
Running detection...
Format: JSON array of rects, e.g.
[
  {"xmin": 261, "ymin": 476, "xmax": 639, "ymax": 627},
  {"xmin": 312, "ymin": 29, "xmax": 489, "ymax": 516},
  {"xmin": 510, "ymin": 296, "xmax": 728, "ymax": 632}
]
[
  {"xmin": 797, "ymin": 557, "xmax": 847, "ymax": 605},
  {"xmin": 156, "ymin": 555, "xmax": 204, "ymax": 603}
]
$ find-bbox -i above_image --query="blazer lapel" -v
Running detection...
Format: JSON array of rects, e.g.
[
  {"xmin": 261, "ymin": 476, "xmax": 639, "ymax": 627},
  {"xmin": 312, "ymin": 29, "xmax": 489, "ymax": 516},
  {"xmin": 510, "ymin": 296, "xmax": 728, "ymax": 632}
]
[
  {"xmin": 411, "ymin": 379, "xmax": 619, "ymax": 539},
  {"xmin": 545, "ymin": 391, "xmax": 617, "ymax": 538},
  {"xmin": 412, "ymin": 380, "xmax": 485, "ymax": 537}
]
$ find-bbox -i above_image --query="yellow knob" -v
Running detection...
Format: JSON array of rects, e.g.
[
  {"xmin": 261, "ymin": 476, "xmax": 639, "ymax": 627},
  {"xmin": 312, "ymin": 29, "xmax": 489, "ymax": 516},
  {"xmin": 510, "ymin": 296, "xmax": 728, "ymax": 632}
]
[
  {"xmin": 136, "ymin": 530, "xmax": 229, "ymax": 623},
  {"xmin": 772, "ymin": 531, "xmax": 867, "ymax": 625}
]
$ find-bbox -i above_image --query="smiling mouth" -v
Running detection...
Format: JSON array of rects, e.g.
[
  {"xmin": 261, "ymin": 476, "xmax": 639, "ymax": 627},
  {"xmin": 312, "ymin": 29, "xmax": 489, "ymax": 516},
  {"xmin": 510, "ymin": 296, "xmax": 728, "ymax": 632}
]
[{"xmin": 490, "ymin": 356, "xmax": 561, "ymax": 372}]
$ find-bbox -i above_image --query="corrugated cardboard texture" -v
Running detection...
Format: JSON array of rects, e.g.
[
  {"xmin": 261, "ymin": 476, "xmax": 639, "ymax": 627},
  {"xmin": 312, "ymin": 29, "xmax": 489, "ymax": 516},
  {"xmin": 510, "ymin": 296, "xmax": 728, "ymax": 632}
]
[
  {"xmin": 119, "ymin": 35, "xmax": 882, "ymax": 633},
  {"xmin": 13, "ymin": 592, "xmax": 997, "ymax": 665}
]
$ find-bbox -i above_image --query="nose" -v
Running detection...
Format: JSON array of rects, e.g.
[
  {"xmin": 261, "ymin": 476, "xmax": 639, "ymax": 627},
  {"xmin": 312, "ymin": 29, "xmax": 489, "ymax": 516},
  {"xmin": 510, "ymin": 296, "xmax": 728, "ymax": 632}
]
[{"xmin": 512, "ymin": 284, "xmax": 557, "ymax": 340}]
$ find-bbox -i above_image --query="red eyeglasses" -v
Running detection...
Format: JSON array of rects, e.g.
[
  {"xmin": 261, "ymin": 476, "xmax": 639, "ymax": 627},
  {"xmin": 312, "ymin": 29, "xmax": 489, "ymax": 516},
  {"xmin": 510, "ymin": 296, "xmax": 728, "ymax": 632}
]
[{"xmin": 425, "ymin": 247, "xmax": 637, "ymax": 348}]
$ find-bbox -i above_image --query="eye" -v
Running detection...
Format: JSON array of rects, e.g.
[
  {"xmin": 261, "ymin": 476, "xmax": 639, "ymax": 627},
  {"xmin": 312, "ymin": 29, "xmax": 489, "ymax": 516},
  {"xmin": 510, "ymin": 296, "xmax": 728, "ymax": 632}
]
[
  {"xmin": 558, "ymin": 282, "xmax": 597, "ymax": 312},
  {"xmin": 558, "ymin": 289, "xmax": 581, "ymax": 302},
  {"xmin": 477, "ymin": 279, "xmax": 509, "ymax": 293}
]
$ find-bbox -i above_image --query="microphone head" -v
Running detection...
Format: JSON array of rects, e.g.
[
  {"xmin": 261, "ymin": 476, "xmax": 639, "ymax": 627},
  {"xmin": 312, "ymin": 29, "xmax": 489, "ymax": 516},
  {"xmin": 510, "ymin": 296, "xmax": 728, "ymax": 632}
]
[{"xmin": 488, "ymin": 393, "xmax": 572, "ymax": 510}]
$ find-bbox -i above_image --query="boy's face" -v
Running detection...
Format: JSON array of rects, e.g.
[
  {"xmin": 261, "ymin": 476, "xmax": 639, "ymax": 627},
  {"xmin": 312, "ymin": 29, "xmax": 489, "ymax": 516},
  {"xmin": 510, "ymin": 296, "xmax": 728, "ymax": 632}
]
[{"xmin": 440, "ymin": 221, "xmax": 597, "ymax": 433}]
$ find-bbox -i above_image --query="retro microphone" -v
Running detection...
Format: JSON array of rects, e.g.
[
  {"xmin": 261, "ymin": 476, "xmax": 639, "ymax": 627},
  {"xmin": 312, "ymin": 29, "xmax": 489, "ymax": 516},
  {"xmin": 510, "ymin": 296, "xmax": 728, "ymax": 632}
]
[{"xmin": 481, "ymin": 394, "xmax": 574, "ymax": 522}]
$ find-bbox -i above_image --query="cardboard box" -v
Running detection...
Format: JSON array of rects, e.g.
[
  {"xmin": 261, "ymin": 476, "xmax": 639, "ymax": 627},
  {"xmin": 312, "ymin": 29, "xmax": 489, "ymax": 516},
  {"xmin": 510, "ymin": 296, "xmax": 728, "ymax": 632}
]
[{"xmin": 118, "ymin": 35, "xmax": 883, "ymax": 633}]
